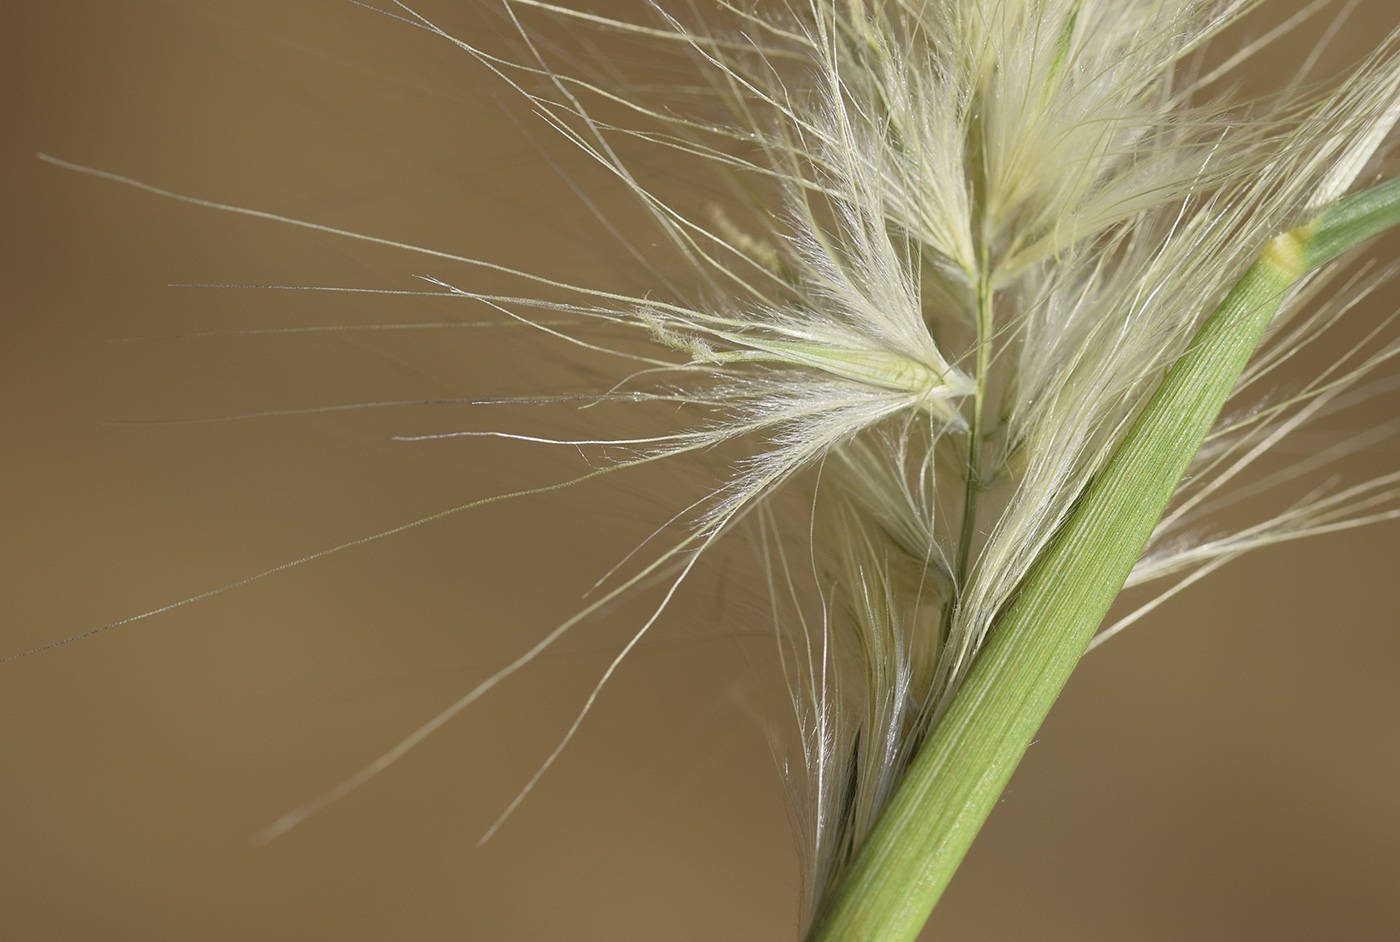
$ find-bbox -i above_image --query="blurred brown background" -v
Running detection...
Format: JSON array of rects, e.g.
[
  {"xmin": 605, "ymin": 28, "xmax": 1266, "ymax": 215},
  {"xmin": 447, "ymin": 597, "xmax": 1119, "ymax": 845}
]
[{"xmin": 3, "ymin": 2, "xmax": 1398, "ymax": 940}]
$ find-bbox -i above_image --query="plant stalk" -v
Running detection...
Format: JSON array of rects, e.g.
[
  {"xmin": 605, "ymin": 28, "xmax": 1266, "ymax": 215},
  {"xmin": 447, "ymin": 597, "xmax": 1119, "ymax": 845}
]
[{"xmin": 947, "ymin": 270, "xmax": 996, "ymax": 639}]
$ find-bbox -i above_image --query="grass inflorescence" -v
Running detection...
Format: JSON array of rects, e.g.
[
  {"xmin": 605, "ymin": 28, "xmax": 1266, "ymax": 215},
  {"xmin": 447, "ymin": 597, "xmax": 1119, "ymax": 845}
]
[{"xmin": 27, "ymin": 1, "xmax": 1400, "ymax": 938}]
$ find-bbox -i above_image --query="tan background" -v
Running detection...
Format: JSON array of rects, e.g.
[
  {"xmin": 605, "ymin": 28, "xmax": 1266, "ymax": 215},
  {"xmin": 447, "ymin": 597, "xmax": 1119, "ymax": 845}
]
[{"xmin": 3, "ymin": 2, "xmax": 1399, "ymax": 939}]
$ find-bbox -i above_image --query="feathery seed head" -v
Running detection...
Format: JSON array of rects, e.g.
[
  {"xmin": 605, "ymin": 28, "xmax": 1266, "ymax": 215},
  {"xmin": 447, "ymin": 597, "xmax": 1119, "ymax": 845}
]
[
  {"xmin": 24, "ymin": 1, "xmax": 1400, "ymax": 934},
  {"xmin": 159, "ymin": 0, "xmax": 1399, "ymax": 928},
  {"xmin": 554, "ymin": 0, "xmax": 1400, "ymax": 916}
]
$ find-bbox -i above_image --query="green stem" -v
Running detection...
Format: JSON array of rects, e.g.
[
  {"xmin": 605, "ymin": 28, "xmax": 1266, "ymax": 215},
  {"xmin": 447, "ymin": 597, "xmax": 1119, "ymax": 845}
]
[
  {"xmin": 949, "ymin": 271, "xmax": 996, "ymax": 627},
  {"xmin": 806, "ymin": 178, "xmax": 1400, "ymax": 942}
]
